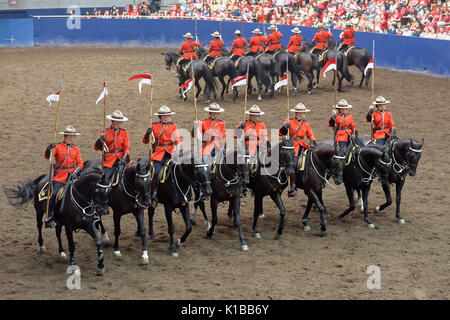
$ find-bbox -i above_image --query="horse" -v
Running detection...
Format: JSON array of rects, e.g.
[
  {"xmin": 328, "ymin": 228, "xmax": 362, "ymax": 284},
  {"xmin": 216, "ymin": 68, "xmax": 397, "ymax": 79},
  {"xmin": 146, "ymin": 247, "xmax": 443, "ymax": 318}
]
[
  {"xmin": 255, "ymin": 53, "xmax": 281, "ymax": 95},
  {"xmin": 83, "ymin": 157, "xmax": 152, "ymax": 264},
  {"xmin": 5, "ymin": 168, "xmax": 111, "ymax": 275},
  {"xmin": 339, "ymin": 44, "xmax": 373, "ymax": 88},
  {"xmin": 339, "ymin": 143, "xmax": 392, "ymax": 228},
  {"xmin": 234, "ymin": 55, "xmax": 272, "ymax": 101},
  {"xmin": 247, "ymin": 137, "xmax": 296, "ymax": 238},
  {"xmin": 190, "ymin": 149, "xmax": 251, "ymax": 251},
  {"xmin": 302, "ymin": 39, "xmax": 353, "ymax": 92},
  {"xmin": 292, "ymin": 50, "xmax": 316, "ymax": 94},
  {"xmin": 291, "ymin": 141, "xmax": 347, "ymax": 234},
  {"xmin": 196, "ymin": 46, "xmax": 239, "ymax": 101},
  {"xmin": 374, "ymin": 138, "xmax": 424, "ymax": 224},
  {"xmin": 141, "ymin": 151, "xmax": 212, "ymax": 257},
  {"xmin": 161, "ymin": 51, "xmax": 217, "ymax": 102},
  {"xmin": 272, "ymin": 50, "xmax": 304, "ymax": 95}
]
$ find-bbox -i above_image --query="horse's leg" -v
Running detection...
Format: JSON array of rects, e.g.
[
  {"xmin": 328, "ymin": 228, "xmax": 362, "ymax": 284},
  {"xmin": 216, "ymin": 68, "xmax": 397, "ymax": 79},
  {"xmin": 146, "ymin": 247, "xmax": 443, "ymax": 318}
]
[
  {"xmin": 87, "ymin": 222, "xmax": 105, "ymax": 275},
  {"xmin": 252, "ymin": 193, "xmax": 263, "ymax": 238},
  {"xmin": 291, "ymin": 72, "xmax": 297, "ymax": 95},
  {"xmin": 340, "ymin": 184, "xmax": 355, "ymax": 218},
  {"xmin": 65, "ymin": 225, "xmax": 76, "ymax": 266},
  {"xmin": 232, "ymin": 196, "xmax": 248, "ymax": 251},
  {"xmin": 199, "ymin": 199, "xmax": 211, "ymax": 231},
  {"xmin": 395, "ymin": 179, "xmax": 406, "ymax": 224},
  {"xmin": 226, "ymin": 78, "xmax": 230, "ymax": 94},
  {"xmin": 96, "ymin": 219, "xmax": 109, "ymax": 243},
  {"xmin": 164, "ymin": 206, "xmax": 177, "ymax": 257},
  {"xmin": 318, "ymin": 191, "xmax": 327, "ymax": 215},
  {"xmin": 359, "ymin": 72, "xmax": 365, "ymax": 88},
  {"xmin": 219, "ymin": 76, "xmax": 226, "ymax": 101},
  {"xmin": 113, "ymin": 212, "xmax": 122, "ymax": 258},
  {"xmin": 148, "ymin": 207, "xmax": 156, "ymax": 240},
  {"xmin": 134, "ymin": 209, "xmax": 149, "ymax": 264},
  {"xmin": 338, "ymin": 70, "xmax": 344, "ymax": 92},
  {"xmin": 269, "ymin": 192, "xmax": 286, "ymax": 238},
  {"xmin": 206, "ymin": 198, "xmax": 219, "ymax": 239},
  {"xmin": 55, "ymin": 223, "xmax": 66, "ymax": 259},
  {"xmin": 227, "ymin": 201, "xmax": 234, "ymax": 222},
  {"xmin": 307, "ymin": 189, "xmax": 327, "ymax": 233},
  {"xmin": 362, "ymin": 185, "xmax": 375, "ymax": 228},
  {"xmin": 178, "ymin": 204, "xmax": 192, "ymax": 247},
  {"xmin": 302, "ymin": 197, "xmax": 314, "ymax": 231},
  {"xmin": 376, "ymin": 180, "xmax": 392, "ymax": 213},
  {"xmin": 36, "ymin": 206, "xmax": 45, "ymax": 253}
]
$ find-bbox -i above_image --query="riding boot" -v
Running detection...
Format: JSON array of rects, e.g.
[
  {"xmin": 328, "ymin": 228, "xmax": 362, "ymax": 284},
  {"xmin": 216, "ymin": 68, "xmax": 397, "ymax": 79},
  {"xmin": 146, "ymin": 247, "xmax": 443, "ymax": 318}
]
[
  {"xmin": 176, "ymin": 64, "xmax": 181, "ymax": 78},
  {"xmin": 240, "ymin": 183, "xmax": 248, "ymax": 198},
  {"xmin": 44, "ymin": 196, "xmax": 56, "ymax": 228},
  {"xmin": 150, "ymin": 179, "xmax": 159, "ymax": 208},
  {"xmin": 287, "ymin": 173, "xmax": 297, "ymax": 198}
]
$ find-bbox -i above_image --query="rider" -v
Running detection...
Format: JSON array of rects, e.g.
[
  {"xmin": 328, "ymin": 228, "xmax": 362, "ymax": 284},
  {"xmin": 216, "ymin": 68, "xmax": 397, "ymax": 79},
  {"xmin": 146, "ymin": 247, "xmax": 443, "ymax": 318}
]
[
  {"xmin": 143, "ymin": 106, "xmax": 182, "ymax": 207},
  {"xmin": 177, "ymin": 32, "xmax": 200, "ymax": 77},
  {"xmin": 94, "ymin": 110, "xmax": 130, "ymax": 181},
  {"xmin": 265, "ymin": 25, "xmax": 283, "ymax": 55},
  {"xmin": 338, "ymin": 22, "xmax": 356, "ymax": 51},
  {"xmin": 287, "ymin": 27, "xmax": 304, "ymax": 54},
  {"xmin": 328, "ymin": 99, "xmax": 358, "ymax": 151},
  {"xmin": 44, "ymin": 125, "xmax": 84, "ymax": 228},
  {"xmin": 366, "ymin": 96, "xmax": 396, "ymax": 145},
  {"xmin": 247, "ymin": 28, "xmax": 267, "ymax": 56},
  {"xmin": 196, "ymin": 102, "xmax": 226, "ymax": 159},
  {"xmin": 311, "ymin": 23, "xmax": 333, "ymax": 55},
  {"xmin": 279, "ymin": 103, "xmax": 317, "ymax": 197},
  {"xmin": 205, "ymin": 31, "xmax": 225, "ymax": 66},
  {"xmin": 230, "ymin": 30, "xmax": 248, "ymax": 62}
]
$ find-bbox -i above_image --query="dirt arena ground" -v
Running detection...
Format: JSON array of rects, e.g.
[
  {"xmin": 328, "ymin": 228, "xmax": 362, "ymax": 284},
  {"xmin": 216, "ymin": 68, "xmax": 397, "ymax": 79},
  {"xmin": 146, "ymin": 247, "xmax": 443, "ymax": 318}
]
[{"xmin": 0, "ymin": 47, "xmax": 448, "ymax": 300}]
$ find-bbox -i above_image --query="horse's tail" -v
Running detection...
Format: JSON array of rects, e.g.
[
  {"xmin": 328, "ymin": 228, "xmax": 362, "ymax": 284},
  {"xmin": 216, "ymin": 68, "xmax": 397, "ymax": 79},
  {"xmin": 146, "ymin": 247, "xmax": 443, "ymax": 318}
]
[
  {"xmin": 253, "ymin": 59, "xmax": 271, "ymax": 87},
  {"xmin": 4, "ymin": 174, "xmax": 46, "ymax": 209},
  {"xmin": 363, "ymin": 53, "xmax": 373, "ymax": 85},
  {"xmin": 202, "ymin": 62, "xmax": 218, "ymax": 93},
  {"xmin": 288, "ymin": 54, "xmax": 303, "ymax": 84},
  {"xmin": 227, "ymin": 59, "xmax": 239, "ymax": 81},
  {"xmin": 341, "ymin": 54, "xmax": 353, "ymax": 82}
]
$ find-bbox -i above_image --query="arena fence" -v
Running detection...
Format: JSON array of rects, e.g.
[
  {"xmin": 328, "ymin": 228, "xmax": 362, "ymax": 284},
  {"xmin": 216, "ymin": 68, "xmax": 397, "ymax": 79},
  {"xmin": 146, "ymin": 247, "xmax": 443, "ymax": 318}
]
[{"xmin": 1, "ymin": 17, "xmax": 449, "ymax": 77}]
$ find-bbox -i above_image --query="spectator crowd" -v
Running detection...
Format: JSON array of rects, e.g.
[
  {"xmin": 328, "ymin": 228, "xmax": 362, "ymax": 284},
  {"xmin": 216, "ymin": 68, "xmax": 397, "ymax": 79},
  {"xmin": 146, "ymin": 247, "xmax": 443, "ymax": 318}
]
[{"xmin": 80, "ymin": 0, "xmax": 449, "ymax": 39}]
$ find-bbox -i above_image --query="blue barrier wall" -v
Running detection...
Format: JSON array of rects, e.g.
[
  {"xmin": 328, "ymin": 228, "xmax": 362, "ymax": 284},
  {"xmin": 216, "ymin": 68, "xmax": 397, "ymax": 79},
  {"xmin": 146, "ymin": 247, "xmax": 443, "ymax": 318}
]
[
  {"xmin": 5, "ymin": 17, "xmax": 450, "ymax": 76},
  {"xmin": 0, "ymin": 18, "xmax": 34, "ymax": 46}
]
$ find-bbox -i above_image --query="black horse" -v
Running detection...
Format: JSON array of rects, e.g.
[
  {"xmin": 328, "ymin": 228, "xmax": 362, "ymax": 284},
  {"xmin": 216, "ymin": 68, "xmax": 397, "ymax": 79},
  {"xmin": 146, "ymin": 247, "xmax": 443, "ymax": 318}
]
[
  {"xmin": 255, "ymin": 53, "xmax": 281, "ymax": 95},
  {"xmin": 196, "ymin": 46, "xmax": 239, "ymax": 101},
  {"xmin": 339, "ymin": 143, "xmax": 392, "ymax": 228},
  {"xmin": 142, "ymin": 152, "xmax": 212, "ymax": 257},
  {"xmin": 292, "ymin": 50, "xmax": 316, "ymax": 93},
  {"xmin": 292, "ymin": 141, "xmax": 347, "ymax": 234},
  {"xmin": 190, "ymin": 149, "xmax": 250, "ymax": 251},
  {"xmin": 234, "ymin": 55, "xmax": 272, "ymax": 101},
  {"xmin": 83, "ymin": 157, "xmax": 152, "ymax": 264},
  {"xmin": 272, "ymin": 50, "xmax": 304, "ymax": 95},
  {"xmin": 375, "ymin": 138, "xmax": 424, "ymax": 224},
  {"xmin": 248, "ymin": 137, "xmax": 295, "ymax": 238},
  {"xmin": 339, "ymin": 45, "xmax": 373, "ymax": 88},
  {"xmin": 5, "ymin": 168, "xmax": 111, "ymax": 275},
  {"xmin": 161, "ymin": 51, "xmax": 217, "ymax": 102}
]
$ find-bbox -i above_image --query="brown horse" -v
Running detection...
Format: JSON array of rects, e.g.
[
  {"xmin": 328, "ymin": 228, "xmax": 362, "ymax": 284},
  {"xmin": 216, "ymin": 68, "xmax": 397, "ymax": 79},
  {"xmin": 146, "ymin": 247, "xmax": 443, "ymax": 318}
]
[{"xmin": 340, "ymin": 45, "xmax": 373, "ymax": 88}]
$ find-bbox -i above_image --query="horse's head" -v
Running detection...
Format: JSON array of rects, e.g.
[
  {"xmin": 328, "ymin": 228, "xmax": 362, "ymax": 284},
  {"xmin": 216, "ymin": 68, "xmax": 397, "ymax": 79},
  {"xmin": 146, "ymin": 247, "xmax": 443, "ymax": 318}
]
[
  {"xmin": 235, "ymin": 150, "xmax": 250, "ymax": 186},
  {"xmin": 134, "ymin": 162, "xmax": 152, "ymax": 209},
  {"xmin": 405, "ymin": 138, "xmax": 424, "ymax": 176},
  {"xmin": 93, "ymin": 173, "xmax": 111, "ymax": 216},
  {"xmin": 327, "ymin": 37, "xmax": 338, "ymax": 49},
  {"xmin": 377, "ymin": 144, "xmax": 392, "ymax": 180},
  {"xmin": 279, "ymin": 137, "xmax": 295, "ymax": 175},
  {"xmin": 332, "ymin": 143, "xmax": 348, "ymax": 185},
  {"xmin": 161, "ymin": 52, "xmax": 174, "ymax": 70},
  {"xmin": 191, "ymin": 155, "xmax": 212, "ymax": 198}
]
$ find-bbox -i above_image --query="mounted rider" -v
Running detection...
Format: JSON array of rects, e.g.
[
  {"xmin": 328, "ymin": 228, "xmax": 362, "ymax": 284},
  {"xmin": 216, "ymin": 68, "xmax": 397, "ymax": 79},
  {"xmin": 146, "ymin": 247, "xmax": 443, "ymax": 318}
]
[
  {"xmin": 279, "ymin": 103, "xmax": 317, "ymax": 197},
  {"xmin": 195, "ymin": 102, "xmax": 226, "ymax": 158},
  {"xmin": 44, "ymin": 125, "xmax": 84, "ymax": 228},
  {"xmin": 177, "ymin": 32, "xmax": 200, "ymax": 77},
  {"xmin": 94, "ymin": 110, "xmax": 130, "ymax": 180},
  {"xmin": 265, "ymin": 25, "xmax": 283, "ymax": 55},
  {"xmin": 234, "ymin": 105, "xmax": 269, "ymax": 158},
  {"xmin": 311, "ymin": 23, "xmax": 333, "ymax": 55},
  {"xmin": 366, "ymin": 96, "xmax": 396, "ymax": 145},
  {"xmin": 287, "ymin": 27, "xmax": 304, "ymax": 54},
  {"xmin": 143, "ymin": 106, "xmax": 182, "ymax": 207},
  {"xmin": 328, "ymin": 99, "xmax": 359, "ymax": 151},
  {"xmin": 230, "ymin": 30, "xmax": 248, "ymax": 62},
  {"xmin": 205, "ymin": 31, "xmax": 225, "ymax": 67},
  {"xmin": 247, "ymin": 28, "xmax": 267, "ymax": 56},
  {"xmin": 338, "ymin": 22, "xmax": 356, "ymax": 52}
]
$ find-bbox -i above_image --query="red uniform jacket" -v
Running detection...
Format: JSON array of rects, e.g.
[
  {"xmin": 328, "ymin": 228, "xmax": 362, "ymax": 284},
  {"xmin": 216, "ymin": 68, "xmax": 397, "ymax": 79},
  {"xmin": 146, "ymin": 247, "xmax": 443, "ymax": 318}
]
[
  {"xmin": 249, "ymin": 35, "xmax": 267, "ymax": 53},
  {"xmin": 328, "ymin": 113, "xmax": 357, "ymax": 142},
  {"xmin": 208, "ymin": 38, "xmax": 225, "ymax": 58},
  {"xmin": 94, "ymin": 127, "xmax": 130, "ymax": 168},
  {"xmin": 231, "ymin": 37, "xmax": 248, "ymax": 56},
  {"xmin": 312, "ymin": 30, "xmax": 333, "ymax": 50},
  {"xmin": 287, "ymin": 35, "xmax": 303, "ymax": 53},
  {"xmin": 279, "ymin": 118, "xmax": 316, "ymax": 155},
  {"xmin": 366, "ymin": 110, "xmax": 395, "ymax": 140},
  {"xmin": 45, "ymin": 142, "xmax": 84, "ymax": 183},
  {"xmin": 144, "ymin": 122, "xmax": 182, "ymax": 162},
  {"xmin": 266, "ymin": 31, "xmax": 283, "ymax": 51},
  {"xmin": 199, "ymin": 118, "xmax": 226, "ymax": 155},
  {"xmin": 341, "ymin": 28, "xmax": 356, "ymax": 45},
  {"xmin": 234, "ymin": 120, "xmax": 268, "ymax": 156},
  {"xmin": 179, "ymin": 39, "xmax": 200, "ymax": 60}
]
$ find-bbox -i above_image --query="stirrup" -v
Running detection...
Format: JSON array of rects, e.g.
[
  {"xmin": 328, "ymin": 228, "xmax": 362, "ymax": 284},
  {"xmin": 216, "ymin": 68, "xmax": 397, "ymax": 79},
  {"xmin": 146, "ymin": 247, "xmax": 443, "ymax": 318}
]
[
  {"xmin": 287, "ymin": 185, "xmax": 296, "ymax": 198},
  {"xmin": 44, "ymin": 217, "xmax": 55, "ymax": 228}
]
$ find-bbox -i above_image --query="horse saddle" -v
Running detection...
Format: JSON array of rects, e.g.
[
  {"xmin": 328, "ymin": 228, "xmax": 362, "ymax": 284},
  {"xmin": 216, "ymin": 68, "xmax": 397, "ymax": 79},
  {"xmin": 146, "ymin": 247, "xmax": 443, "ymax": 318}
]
[
  {"xmin": 318, "ymin": 49, "xmax": 328, "ymax": 62},
  {"xmin": 182, "ymin": 60, "xmax": 194, "ymax": 73},
  {"xmin": 158, "ymin": 159, "xmax": 173, "ymax": 183},
  {"xmin": 271, "ymin": 50, "xmax": 282, "ymax": 59},
  {"xmin": 293, "ymin": 51, "xmax": 302, "ymax": 59},
  {"xmin": 343, "ymin": 46, "xmax": 354, "ymax": 56},
  {"xmin": 203, "ymin": 56, "xmax": 221, "ymax": 69},
  {"xmin": 297, "ymin": 149, "xmax": 310, "ymax": 172},
  {"xmin": 234, "ymin": 56, "xmax": 244, "ymax": 67},
  {"xmin": 38, "ymin": 181, "xmax": 65, "ymax": 203},
  {"xmin": 345, "ymin": 145, "xmax": 358, "ymax": 167}
]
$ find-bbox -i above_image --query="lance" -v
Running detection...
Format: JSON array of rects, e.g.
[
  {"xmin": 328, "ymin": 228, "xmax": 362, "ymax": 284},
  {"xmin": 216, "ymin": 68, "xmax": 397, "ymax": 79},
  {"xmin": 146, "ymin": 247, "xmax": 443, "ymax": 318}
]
[
  {"xmin": 333, "ymin": 50, "xmax": 338, "ymax": 149},
  {"xmin": 191, "ymin": 58, "xmax": 201, "ymax": 157},
  {"xmin": 195, "ymin": 17, "xmax": 198, "ymax": 43},
  {"xmin": 44, "ymin": 71, "xmax": 64, "ymax": 220},
  {"xmin": 242, "ymin": 62, "xmax": 250, "ymax": 122},
  {"xmin": 102, "ymin": 68, "xmax": 107, "ymax": 171},
  {"xmin": 286, "ymin": 56, "xmax": 290, "ymax": 138},
  {"xmin": 149, "ymin": 63, "xmax": 154, "ymax": 167},
  {"xmin": 371, "ymin": 40, "xmax": 375, "ymax": 141}
]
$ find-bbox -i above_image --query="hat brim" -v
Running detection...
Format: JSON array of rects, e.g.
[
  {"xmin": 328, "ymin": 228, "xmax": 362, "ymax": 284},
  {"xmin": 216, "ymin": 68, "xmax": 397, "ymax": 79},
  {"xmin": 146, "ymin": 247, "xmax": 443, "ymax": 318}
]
[
  {"xmin": 291, "ymin": 29, "xmax": 301, "ymax": 33},
  {"xmin": 204, "ymin": 107, "xmax": 225, "ymax": 113},
  {"xmin": 58, "ymin": 132, "xmax": 80, "ymax": 135},
  {"xmin": 290, "ymin": 108, "xmax": 310, "ymax": 112},
  {"xmin": 246, "ymin": 111, "xmax": 265, "ymax": 115},
  {"xmin": 154, "ymin": 112, "xmax": 176, "ymax": 116},
  {"xmin": 334, "ymin": 105, "xmax": 352, "ymax": 109},
  {"xmin": 107, "ymin": 115, "xmax": 128, "ymax": 121},
  {"xmin": 373, "ymin": 100, "xmax": 390, "ymax": 105},
  {"xmin": 183, "ymin": 34, "xmax": 193, "ymax": 38}
]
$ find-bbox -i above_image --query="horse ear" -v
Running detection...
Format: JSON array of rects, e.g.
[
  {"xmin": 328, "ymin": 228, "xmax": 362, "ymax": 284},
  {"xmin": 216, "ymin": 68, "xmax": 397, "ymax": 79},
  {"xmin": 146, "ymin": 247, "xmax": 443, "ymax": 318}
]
[
  {"xmin": 137, "ymin": 163, "xmax": 141, "ymax": 171},
  {"xmin": 420, "ymin": 138, "xmax": 424, "ymax": 146}
]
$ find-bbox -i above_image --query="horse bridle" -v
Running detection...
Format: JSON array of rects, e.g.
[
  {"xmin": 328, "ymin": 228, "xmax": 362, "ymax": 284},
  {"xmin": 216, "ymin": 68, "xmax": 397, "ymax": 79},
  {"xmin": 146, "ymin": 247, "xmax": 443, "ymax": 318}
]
[
  {"xmin": 356, "ymin": 149, "xmax": 392, "ymax": 183},
  {"xmin": 392, "ymin": 142, "xmax": 422, "ymax": 174},
  {"xmin": 310, "ymin": 150, "xmax": 336, "ymax": 189},
  {"xmin": 70, "ymin": 178, "xmax": 111, "ymax": 218},
  {"xmin": 121, "ymin": 166, "xmax": 150, "ymax": 209},
  {"xmin": 173, "ymin": 162, "xmax": 210, "ymax": 204}
]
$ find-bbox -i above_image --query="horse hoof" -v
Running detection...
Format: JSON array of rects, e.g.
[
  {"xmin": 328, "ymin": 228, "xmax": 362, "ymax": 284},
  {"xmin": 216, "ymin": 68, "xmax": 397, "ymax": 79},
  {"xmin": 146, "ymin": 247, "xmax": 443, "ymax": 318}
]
[
  {"xmin": 254, "ymin": 233, "xmax": 262, "ymax": 239},
  {"xmin": 375, "ymin": 206, "xmax": 381, "ymax": 212},
  {"xmin": 259, "ymin": 213, "xmax": 266, "ymax": 218},
  {"xmin": 176, "ymin": 239, "xmax": 182, "ymax": 248},
  {"xmin": 318, "ymin": 230, "xmax": 327, "ymax": 237},
  {"xmin": 258, "ymin": 96, "xmax": 262, "ymax": 101},
  {"xmin": 59, "ymin": 252, "xmax": 67, "ymax": 259},
  {"xmin": 96, "ymin": 267, "xmax": 105, "ymax": 276},
  {"xmin": 205, "ymin": 221, "xmax": 212, "ymax": 232},
  {"xmin": 360, "ymin": 206, "xmax": 364, "ymax": 213},
  {"xmin": 189, "ymin": 219, "xmax": 197, "ymax": 226},
  {"xmin": 398, "ymin": 219, "xmax": 405, "ymax": 225},
  {"xmin": 368, "ymin": 223, "xmax": 375, "ymax": 229},
  {"xmin": 102, "ymin": 232, "xmax": 110, "ymax": 243},
  {"xmin": 141, "ymin": 250, "xmax": 149, "ymax": 265},
  {"xmin": 39, "ymin": 246, "xmax": 46, "ymax": 253},
  {"xmin": 171, "ymin": 252, "xmax": 179, "ymax": 258},
  {"xmin": 308, "ymin": 91, "xmax": 312, "ymax": 94},
  {"xmin": 113, "ymin": 251, "xmax": 122, "ymax": 258},
  {"xmin": 303, "ymin": 226, "xmax": 311, "ymax": 231},
  {"xmin": 274, "ymin": 232, "xmax": 282, "ymax": 240},
  {"xmin": 241, "ymin": 245, "xmax": 249, "ymax": 251}
]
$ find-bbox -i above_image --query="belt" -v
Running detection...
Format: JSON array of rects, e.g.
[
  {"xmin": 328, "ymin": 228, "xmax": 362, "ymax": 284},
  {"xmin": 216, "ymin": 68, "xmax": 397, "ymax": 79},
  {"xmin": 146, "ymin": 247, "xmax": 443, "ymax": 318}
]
[
  {"xmin": 184, "ymin": 50, "xmax": 194, "ymax": 53},
  {"xmin": 106, "ymin": 149, "xmax": 124, "ymax": 154},
  {"xmin": 293, "ymin": 137, "xmax": 304, "ymax": 141},
  {"xmin": 54, "ymin": 164, "xmax": 75, "ymax": 171},
  {"xmin": 271, "ymin": 42, "xmax": 280, "ymax": 45},
  {"xmin": 375, "ymin": 126, "xmax": 389, "ymax": 130},
  {"xmin": 154, "ymin": 142, "xmax": 174, "ymax": 147},
  {"xmin": 337, "ymin": 126, "xmax": 349, "ymax": 131}
]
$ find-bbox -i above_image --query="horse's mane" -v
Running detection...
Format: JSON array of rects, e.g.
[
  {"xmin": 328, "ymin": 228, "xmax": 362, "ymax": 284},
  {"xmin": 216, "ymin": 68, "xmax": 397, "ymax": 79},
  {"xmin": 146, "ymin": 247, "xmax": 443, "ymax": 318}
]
[{"xmin": 80, "ymin": 167, "xmax": 103, "ymax": 177}]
